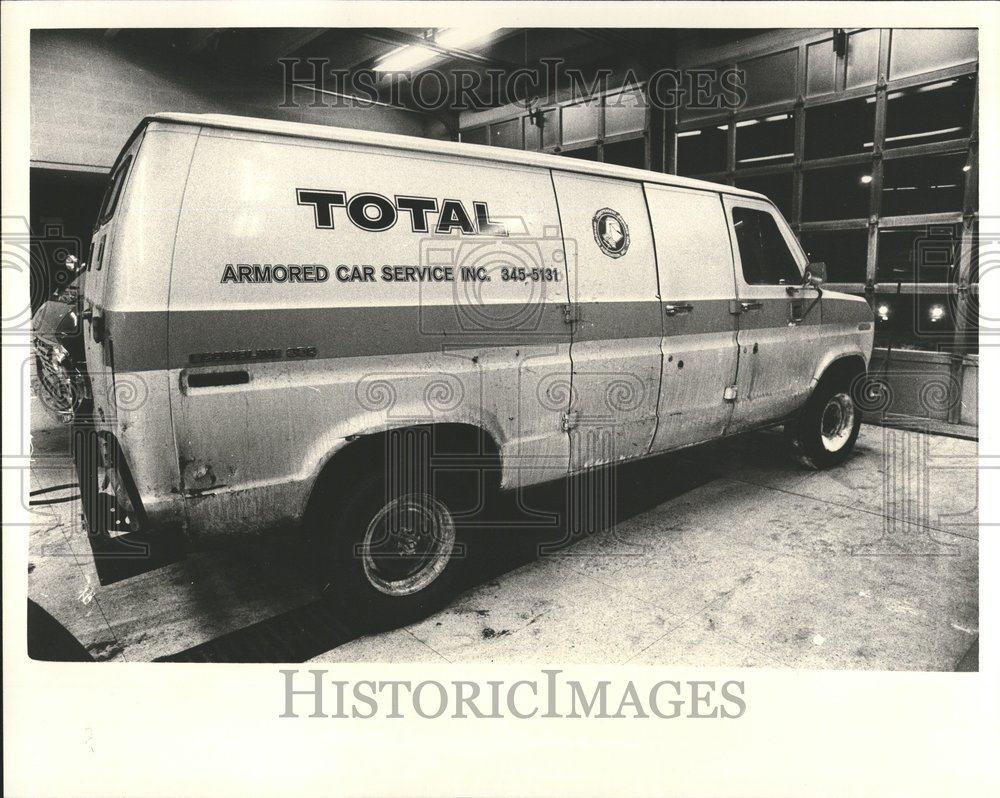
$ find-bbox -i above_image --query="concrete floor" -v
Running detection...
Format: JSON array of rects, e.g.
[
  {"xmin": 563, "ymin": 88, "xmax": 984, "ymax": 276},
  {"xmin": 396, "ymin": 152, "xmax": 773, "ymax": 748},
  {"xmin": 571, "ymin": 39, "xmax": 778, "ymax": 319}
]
[{"xmin": 27, "ymin": 394, "xmax": 979, "ymax": 669}]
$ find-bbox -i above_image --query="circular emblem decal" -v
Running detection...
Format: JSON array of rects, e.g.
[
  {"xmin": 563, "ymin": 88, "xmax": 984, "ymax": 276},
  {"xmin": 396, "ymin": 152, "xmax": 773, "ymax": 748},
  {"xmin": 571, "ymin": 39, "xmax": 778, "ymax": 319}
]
[{"xmin": 592, "ymin": 208, "xmax": 630, "ymax": 258}]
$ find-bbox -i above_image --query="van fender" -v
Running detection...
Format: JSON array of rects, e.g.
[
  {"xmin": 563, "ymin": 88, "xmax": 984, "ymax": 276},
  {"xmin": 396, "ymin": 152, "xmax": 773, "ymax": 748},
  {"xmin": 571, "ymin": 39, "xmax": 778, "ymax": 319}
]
[
  {"xmin": 297, "ymin": 404, "xmax": 509, "ymax": 497},
  {"xmin": 810, "ymin": 347, "xmax": 869, "ymax": 389}
]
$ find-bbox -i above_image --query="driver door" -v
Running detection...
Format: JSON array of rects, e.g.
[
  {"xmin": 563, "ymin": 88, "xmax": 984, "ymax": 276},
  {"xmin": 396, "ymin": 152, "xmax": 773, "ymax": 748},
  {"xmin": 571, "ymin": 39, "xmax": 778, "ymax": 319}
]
[{"xmin": 723, "ymin": 196, "xmax": 821, "ymax": 433}]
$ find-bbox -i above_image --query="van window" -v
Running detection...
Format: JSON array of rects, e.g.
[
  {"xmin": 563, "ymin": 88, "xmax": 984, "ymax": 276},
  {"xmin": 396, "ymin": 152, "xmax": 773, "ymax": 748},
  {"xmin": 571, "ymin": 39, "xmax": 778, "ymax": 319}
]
[
  {"xmin": 731, "ymin": 206, "xmax": 801, "ymax": 285},
  {"xmin": 96, "ymin": 154, "xmax": 133, "ymax": 227}
]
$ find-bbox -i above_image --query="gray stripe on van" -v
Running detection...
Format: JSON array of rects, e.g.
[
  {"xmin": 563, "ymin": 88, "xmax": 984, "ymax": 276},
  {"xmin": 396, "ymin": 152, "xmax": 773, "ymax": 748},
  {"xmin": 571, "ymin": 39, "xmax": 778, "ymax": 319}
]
[{"xmin": 105, "ymin": 298, "xmax": 787, "ymax": 373}]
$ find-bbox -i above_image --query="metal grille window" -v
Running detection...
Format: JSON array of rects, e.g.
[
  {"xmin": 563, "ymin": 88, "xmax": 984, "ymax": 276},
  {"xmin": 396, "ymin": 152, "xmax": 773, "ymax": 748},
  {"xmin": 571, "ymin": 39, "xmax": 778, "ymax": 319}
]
[
  {"xmin": 884, "ymin": 75, "xmax": 975, "ymax": 149},
  {"xmin": 804, "ymin": 98, "xmax": 876, "ymax": 159},
  {"xmin": 604, "ymin": 89, "xmax": 646, "ymax": 138},
  {"xmin": 490, "ymin": 119, "xmax": 522, "ymax": 149},
  {"xmin": 799, "ymin": 229, "xmax": 869, "ymax": 283},
  {"xmin": 739, "ymin": 49, "xmax": 798, "ymax": 109},
  {"xmin": 676, "ymin": 125, "xmax": 728, "ymax": 176},
  {"xmin": 602, "ymin": 138, "xmax": 646, "ymax": 169},
  {"xmin": 882, "ymin": 153, "xmax": 968, "ymax": 217},
  {"xmin": 876, "ymin": 225, "xmax": 961, "ymax": 283},
  {"xmin": 802, "ymin": 164, "xmax": 872, "ymax": 221},
  {"xmin": 462, "ymin": 126, "xmax": 488, "ymax": 145},
  {"xmin": 844, "ymin": 28, "xmax": 880, "ymax": 89},
  {"xmin": 561, "ymin": 100, "xmax": 600, "ymax": 146},
  {"xmin": 735, "ymin": 172, "xmax": 794, "ymax": 221},
  {"xmin": 561, "ymin": 146, "xmax": 600, "ymax": 162},
  {"xmin": 735, "ymin": 113, "xmax": 794, "ymax": 168}
]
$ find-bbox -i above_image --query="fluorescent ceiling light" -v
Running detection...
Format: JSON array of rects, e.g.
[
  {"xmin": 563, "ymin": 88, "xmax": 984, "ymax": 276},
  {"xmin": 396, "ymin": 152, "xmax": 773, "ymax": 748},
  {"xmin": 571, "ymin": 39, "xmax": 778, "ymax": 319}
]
[
  {"xmin": 737, "ymin": 153, "xmax": 793, "ymax": 164},
  {"xmin": 374, "ymin": 44, "xmax": 437, "ymax": 72},
  {"xmin": 915, "ymin": 79, "xmax": 956, "ymax": 93},
  {"xmin": 374, "ymin": 27, "xmax": 501, "ymax": 73},
  {"xmin": 884, "ymin": 126, "xmax": 961, "ymax": 143},
  {"xmin": 435, "ymin": 27, "xmax": 501, "ymax": 49}
]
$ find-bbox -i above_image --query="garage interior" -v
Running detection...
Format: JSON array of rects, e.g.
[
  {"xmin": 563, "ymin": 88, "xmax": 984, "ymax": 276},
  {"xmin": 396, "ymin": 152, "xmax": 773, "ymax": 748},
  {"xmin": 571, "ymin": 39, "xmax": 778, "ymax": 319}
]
[{"xmin": 27, "ymin": 27, "xmax": 979, "ymax": 666}]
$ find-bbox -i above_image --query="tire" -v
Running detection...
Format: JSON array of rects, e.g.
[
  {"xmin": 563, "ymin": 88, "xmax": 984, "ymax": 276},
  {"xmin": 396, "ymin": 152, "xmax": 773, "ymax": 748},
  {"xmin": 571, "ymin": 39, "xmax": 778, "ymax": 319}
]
[
  {"xmin": 787, "ymin": 374, "xmax": 863, "ymax": 470},
  {"xmin": 308, "ymin": 430, "xmax": 470, "ymax": 632}
]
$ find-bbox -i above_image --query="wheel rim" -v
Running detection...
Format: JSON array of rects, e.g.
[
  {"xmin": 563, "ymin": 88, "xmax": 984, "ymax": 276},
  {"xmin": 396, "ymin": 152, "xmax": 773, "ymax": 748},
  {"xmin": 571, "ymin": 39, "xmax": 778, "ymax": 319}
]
[
  {"xmin": 820, "ymin": 392, "xmax": 855, "ymax": 452},
  {"xmin": 361, "ymin": 493, "xmax": 456, "ymax": 597}
]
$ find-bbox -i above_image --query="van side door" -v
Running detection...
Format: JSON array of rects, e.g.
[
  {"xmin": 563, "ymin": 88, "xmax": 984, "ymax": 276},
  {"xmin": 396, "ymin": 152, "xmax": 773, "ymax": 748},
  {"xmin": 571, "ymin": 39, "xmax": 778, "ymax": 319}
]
[
  {"xmin": 644, "ymin": 184, "xmax": 740, "ymax": 452},
  {"xmin": 722, "ymin": 195, "xmax": 820, "ymax": 432},
  {"xmin": 550, "ymin": 171, "xmax": 662, "ymax": 471}
]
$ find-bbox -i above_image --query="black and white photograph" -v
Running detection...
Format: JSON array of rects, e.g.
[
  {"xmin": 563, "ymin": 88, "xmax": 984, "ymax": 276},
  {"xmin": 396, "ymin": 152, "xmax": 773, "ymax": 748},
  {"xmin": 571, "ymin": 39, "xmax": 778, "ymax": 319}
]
[{"xmin": 3, "ymin": 2, "xmax": 997, "ymax": 796}]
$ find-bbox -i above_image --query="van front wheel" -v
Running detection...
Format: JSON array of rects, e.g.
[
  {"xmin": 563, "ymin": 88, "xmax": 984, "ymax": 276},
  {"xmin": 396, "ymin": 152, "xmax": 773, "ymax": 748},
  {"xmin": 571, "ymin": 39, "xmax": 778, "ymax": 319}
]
[{"xmin": 787, "ymin": 377, "xmax": 862, "ymax": 469}]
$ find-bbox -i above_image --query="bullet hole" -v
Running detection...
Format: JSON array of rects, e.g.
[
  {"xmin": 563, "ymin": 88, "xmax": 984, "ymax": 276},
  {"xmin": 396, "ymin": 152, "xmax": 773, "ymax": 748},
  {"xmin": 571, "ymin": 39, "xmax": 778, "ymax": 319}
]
[
  {"xmin": 471, "ymin": 355, "xmax": 479, "ymax": 364},
  {"xmin": 753, "ymin": 342, "xmax": 759, "ymax": 353},
  {"xmin": 667, "ymin": 355, "xmax": 673, "ymax": 362},
  {"xmin": 677, "ymin": 360, "xmax": 684, "ymax": 369}
]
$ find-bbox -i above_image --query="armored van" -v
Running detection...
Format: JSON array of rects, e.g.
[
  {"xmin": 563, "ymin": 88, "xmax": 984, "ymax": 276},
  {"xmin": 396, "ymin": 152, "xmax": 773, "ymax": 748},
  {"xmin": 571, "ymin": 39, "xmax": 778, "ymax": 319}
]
[{"xmin": 77, "ymin": 113, "xmax": 873, "ymax": 626}]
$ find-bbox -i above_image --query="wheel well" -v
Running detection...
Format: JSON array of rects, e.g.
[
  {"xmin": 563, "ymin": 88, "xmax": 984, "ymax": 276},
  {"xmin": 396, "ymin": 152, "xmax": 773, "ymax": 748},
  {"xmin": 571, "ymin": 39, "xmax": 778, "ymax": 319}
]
[
  {"xmin": 305, "ymin": 423, "xmax": 502, "ymax": 521},
  {"xmin": 817, "ymin": 355, "xmax": 867, "ymax": 392}
]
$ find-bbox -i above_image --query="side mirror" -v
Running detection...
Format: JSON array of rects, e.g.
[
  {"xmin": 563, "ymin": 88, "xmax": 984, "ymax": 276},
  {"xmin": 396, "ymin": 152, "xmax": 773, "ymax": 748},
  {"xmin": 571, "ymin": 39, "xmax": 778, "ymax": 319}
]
[{"xmin": 805, "ymin": 261, "xmax": 826, "ymax": 287}]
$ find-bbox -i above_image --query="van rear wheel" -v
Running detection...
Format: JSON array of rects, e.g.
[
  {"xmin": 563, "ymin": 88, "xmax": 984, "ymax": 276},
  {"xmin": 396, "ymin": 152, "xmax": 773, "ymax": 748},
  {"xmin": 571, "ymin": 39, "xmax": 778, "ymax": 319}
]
[
  {"xmin": 309, "ymin": 434, "xmax": 467, "ymax": 632},
  {"xmin": 787, "ymin": 375, "xmax": 862, "ymax": 469}
]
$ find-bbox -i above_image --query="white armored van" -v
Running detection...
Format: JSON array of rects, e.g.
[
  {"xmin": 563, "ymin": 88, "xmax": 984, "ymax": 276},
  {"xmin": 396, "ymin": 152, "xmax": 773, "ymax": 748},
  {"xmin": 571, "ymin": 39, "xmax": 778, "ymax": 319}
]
[{"xmin": 77, "ymin": 112, "xmax": 873, "ymax": 626}]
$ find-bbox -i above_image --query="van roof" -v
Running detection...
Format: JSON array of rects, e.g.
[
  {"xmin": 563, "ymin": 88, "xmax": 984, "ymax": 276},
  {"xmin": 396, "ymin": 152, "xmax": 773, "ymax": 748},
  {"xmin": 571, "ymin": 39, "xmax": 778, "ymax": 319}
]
[{"xmin": 145, "ymin": 112, "xmax": 767, "ymax": 202}]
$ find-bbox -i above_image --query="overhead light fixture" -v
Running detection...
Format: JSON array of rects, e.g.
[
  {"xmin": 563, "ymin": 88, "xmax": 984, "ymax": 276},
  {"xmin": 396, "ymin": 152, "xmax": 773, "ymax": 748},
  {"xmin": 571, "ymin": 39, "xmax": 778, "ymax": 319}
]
[
  {"xmin": 374, "ymin": 44, "xmax": 437, "ymax": 72},
  {"xmin": 877, "ymin": 303, "xmax": 891, "ymax": 321},
  {"xmin": 884, "ymin": 126, "xmax": 962, "ymax": 144},
  {"xmin": 915, "ymin": 79, "xmax": 956, "ymax": 94},
  {"xmin": 928, "ymin": 304, "xmax": 946, "ymax": 323},
  {"xmin": 374, "ymin": 27, "xmax": 501, "ymax": 73},
  {"xmin": 963, "ymin": 164, "xmax": 972, "ymax": 172},
  {"xmin": 737, "ymin": 153, "xmax": 793, "ymax": 164},
  {"xmin": 860, "ymin": 174, "xmax": 873, "ymax": 185},
  {"xmin": 435, "ymin": 27, "xmax": 501, "ymax": 49}
]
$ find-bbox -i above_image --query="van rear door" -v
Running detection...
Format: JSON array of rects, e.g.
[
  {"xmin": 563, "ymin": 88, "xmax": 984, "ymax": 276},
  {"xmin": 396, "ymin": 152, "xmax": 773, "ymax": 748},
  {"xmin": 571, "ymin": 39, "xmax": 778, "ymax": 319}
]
[
  {"xmin": 551, "ymin": 171, "xmax": 662, "ymax": 471},
  {"xmin": 81, "ymin": 134, "xmax": 142, "ymax": 424}
]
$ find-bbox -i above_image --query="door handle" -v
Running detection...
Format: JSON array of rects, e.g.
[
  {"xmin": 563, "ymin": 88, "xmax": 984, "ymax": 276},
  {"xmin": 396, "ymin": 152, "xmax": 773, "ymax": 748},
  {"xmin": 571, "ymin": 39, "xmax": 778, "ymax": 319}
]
[
  {"xmin": 739, "ymin": 300, "xmax": 763, "ymax": 312},
  {"xmin": 81, "ymin": 307, "xmax": 105, "ymax": 343},
  {"xmin": 663, "ymin": 302, "xmax": 694, "ymax": 316}
]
